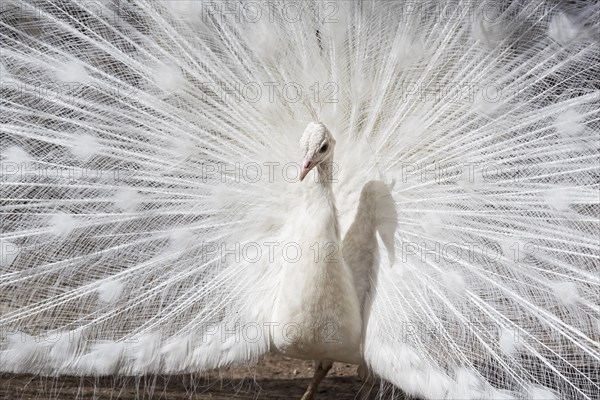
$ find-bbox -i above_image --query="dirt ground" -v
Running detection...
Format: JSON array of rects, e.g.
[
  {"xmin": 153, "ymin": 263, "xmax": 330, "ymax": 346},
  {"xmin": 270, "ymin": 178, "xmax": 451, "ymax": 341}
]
[{"xmin": 0, "ymin": 354, "xmax": 405, "ymax": 400}]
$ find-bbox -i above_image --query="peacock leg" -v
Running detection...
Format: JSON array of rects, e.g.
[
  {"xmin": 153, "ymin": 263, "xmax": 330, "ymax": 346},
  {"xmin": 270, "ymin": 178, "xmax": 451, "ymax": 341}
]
[
  {"xmin": 357, "ymin": 363, "xmax": 375, "ymax": 399},
  {"xmin": 300, "ymin": 360, "xmax": 333, "ymax": 400}
]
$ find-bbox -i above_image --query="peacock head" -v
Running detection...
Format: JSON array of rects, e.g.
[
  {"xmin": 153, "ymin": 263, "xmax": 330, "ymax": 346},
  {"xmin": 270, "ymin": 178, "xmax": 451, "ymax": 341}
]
[{"xmin": 299, "ymin": 122, "xmax": 335, "ymax": 182}]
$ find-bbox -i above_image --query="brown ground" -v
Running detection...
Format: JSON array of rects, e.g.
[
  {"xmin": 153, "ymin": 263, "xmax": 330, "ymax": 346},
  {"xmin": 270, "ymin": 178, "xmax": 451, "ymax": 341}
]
[{"xmin": 0, "ymin": 355, "xmax": 404, "ymax": 400}]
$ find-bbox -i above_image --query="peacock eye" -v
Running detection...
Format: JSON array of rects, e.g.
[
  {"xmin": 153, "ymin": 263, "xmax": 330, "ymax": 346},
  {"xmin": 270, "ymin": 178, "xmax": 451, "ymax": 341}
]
[{"xmin": 319, "ymin": 143, "xmax": 328, "ymax": 153}]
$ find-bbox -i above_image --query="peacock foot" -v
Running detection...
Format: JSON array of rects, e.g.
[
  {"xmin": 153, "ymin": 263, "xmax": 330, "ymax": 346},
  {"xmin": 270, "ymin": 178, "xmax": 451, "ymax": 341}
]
[
  {"xmin": 300, "ymin": 360, "xmax": 333, "ymax": 400},
  {"xmin": 357, "ymin": 363, "xmax": 375, "ymax": 400}
]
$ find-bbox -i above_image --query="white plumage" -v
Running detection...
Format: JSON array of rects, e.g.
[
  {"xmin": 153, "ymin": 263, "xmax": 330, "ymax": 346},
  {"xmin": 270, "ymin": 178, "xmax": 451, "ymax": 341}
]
[
  {"xmin": 272, "ymin": 123, "xmax": 362, "ymax": 365},
  {"xmin": 1, "ymin": 1, "xmax": 599, "ymax": 399}
]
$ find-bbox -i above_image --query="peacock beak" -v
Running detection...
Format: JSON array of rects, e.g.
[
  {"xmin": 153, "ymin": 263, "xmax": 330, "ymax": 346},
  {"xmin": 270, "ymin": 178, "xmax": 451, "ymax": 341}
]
[{"xmin": 299, "ymin": 158, "xmax": 314, "ymax": 182}]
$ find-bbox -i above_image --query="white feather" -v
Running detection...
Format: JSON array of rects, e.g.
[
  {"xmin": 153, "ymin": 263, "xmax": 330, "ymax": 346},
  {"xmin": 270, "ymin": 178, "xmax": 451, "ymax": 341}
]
[
  {"xmin": 55, "ymin": 60, "xmax": 90, "ymax": 83},
  {"xmin": 70, "ymin": 133, "xmax": 101, "ymax": 161},
  {"xmin": 551, "ymin": 281, "xmax": 579, "ymax": 306},
  {"xmin": 97, "ymin": 279, "xmax": 124, "ymax": 305},
  {"xmin": 49, "ymin": 213, "xmax": 77, "ymax": 237},
  {"xmin": 2, "ymin": 146, "xmax": 32, "ymax": 165},
  {"xmin": 74, "ymin": 341, "xmax": 126, "ymax": 375},
  {"xmin": 554, "ymin": 108, "xmax": 586, "ymax": 138},
  {"xmin": 548, "ymin": 12, "xmax": 580, "ymax": 46},
  {"xmin": 113, "ymin": 187, "xmax": 142, "ymax": 213},
  {"xmin": 0, "ymin": 1, "xmax": 598, "ymax": 400},
  {"xmin": 527, "ymin": 385, "xmax": 557, "ymax": 400},
  {"xmin": 153, "ymin": 63, "xmax": 186, "ymax": 96}
]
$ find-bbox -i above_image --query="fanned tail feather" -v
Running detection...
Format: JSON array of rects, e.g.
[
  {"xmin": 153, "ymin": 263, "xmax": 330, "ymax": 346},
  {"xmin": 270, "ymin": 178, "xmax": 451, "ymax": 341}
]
[{"xmin": 1, "ymin": 1, "xmax": 598, "ymax": 399}]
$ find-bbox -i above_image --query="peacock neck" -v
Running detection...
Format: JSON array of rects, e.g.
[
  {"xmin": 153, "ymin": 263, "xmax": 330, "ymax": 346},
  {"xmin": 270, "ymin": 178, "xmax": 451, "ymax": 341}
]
[
  {"xmin": 302, "ymin": 154, "xmax": 340, "ymax": 240},
  {"xmin": 318, "ymin": 150, "xmax": 335, "ymax": 186}
]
